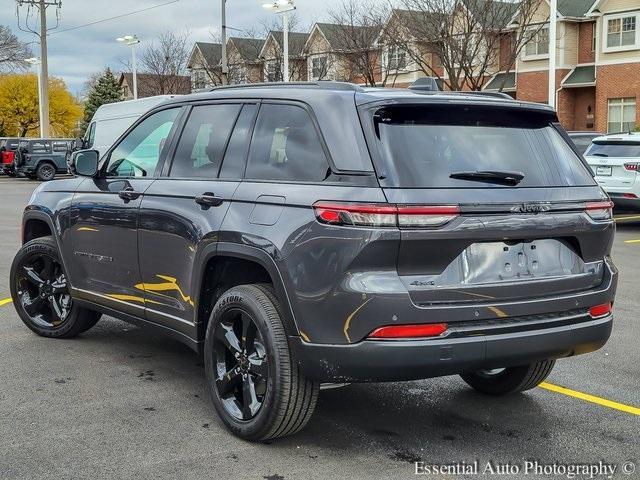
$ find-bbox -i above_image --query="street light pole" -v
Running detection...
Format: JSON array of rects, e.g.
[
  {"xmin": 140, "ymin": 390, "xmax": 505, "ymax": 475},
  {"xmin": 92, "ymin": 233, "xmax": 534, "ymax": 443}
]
[
  {"xmin": 25, "ymin": 57, "xmax": 44, "ymax": 137},
  {"xmin": 117, "ymin": 35, "xmax": 141, "ymax": 99},
  {"xmin": 262, "ymin": 0, "xmax": 296, "ymax": 82},
  {"xmin": 548, "ymin": 0, "xmax": 557, "ymax": 109},
  {"xmin": 221, "ymin": 0, "xmax": 229, "ymax": 84}
]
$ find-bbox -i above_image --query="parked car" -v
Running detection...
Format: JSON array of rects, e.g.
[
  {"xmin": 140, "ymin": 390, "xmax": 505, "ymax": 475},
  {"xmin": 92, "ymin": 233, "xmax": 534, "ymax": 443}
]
[
  {"xmin": 69, "ymin": 95, "xmax": 181, "ymax": 174},
  {"xmin": 585, "ymin": 132, "xmax": 640, "ymax": 209},
  {"xmin": 0, "ymin": 137, "xmax": 23, "ymax": 176},
  {"xmin": 14, "ymin": 138, "xmax": 75, "ymax": 181},
  {"xmin": 10, "ymin": 82, "xmax": 617, "ymax": 442},
  {"xmin": 568, "ymin": 131, "xmax": 604, "ymax": 155}
]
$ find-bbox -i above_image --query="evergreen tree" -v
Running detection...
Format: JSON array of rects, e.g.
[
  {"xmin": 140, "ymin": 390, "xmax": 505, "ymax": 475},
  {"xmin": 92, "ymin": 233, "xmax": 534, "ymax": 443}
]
[{"xmin": 81, "ymin": 68, "xmax": 123, "ymax": 134}]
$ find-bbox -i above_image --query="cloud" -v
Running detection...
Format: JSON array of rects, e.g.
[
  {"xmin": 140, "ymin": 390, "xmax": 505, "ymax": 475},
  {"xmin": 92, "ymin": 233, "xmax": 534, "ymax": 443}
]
[{"xmin": 13, "ymin": 0, "xmax": 340, "ymax": 94}]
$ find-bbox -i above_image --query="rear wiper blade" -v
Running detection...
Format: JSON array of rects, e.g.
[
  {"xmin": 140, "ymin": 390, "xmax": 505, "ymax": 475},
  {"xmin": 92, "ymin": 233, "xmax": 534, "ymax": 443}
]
[
  {"xmin": 590, "ymin": 153, "xmax": 609, "ymax": 157},
  {"xmin": 449, "ymin": 170, "xmax": 525, "ymax": 186}
]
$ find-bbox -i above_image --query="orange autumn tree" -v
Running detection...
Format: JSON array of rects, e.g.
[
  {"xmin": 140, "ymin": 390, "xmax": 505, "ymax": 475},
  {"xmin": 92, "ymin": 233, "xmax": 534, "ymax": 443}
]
[{"xmin": 0, "ymin": 73, "xmax": 82, "ymax": 137}]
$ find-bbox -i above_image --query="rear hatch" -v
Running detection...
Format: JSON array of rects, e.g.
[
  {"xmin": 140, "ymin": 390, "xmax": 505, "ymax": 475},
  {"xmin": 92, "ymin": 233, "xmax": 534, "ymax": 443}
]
[
  {"xmin": 584, "ymin": 139, "xmax": 640, "ymax": 194},
  {"xmin": 361, "ymin": 101, "xmax": 613, "ymax": 306}
]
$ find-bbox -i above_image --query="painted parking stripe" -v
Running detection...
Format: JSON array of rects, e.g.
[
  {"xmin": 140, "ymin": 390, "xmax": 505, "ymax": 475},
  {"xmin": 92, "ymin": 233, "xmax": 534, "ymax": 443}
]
[
  {"xmin": 0, "ymin": 298, "xmax": 12, "ymax": 307},
  {"xmin": 614, "ymin": 215, "xmax": 640, "ymax": 222},
  {"xmin": 624, "ymin": 239, "xmax": 640, "ymax": 244},
  {"xmin": 539, "ymin": 382, "xmax": 640, "ymax": 416}
]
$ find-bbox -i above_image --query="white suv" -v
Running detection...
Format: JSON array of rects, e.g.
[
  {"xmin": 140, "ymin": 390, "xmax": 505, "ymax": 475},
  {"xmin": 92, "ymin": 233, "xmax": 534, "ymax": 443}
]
[{"xmin": 585, "ymin": 132, "xmax": 640, "ymax": 209}]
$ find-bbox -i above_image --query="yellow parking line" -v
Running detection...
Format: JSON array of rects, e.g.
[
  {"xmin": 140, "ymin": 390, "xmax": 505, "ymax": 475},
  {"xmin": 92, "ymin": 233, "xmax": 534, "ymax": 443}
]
[
  {"xmin": 0, "ymin": 298, "xmax": 12, "ymax": 307},
  {"xmin": 624, "ymin": 239, "xmax": 640, "ymax": 244},
  {"xmin": 614, "ymin": 215, "xmax": 640, "ymax": 222},
  {"xmin": 539, "ymin": 382, "xmax": 640, "ymax": 416}
]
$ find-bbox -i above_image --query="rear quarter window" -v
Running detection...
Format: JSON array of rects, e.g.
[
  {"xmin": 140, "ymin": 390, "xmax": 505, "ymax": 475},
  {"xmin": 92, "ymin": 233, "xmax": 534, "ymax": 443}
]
[{"xmin": 368, "ymin": 104, "xmax": 595, "ymax": 188}]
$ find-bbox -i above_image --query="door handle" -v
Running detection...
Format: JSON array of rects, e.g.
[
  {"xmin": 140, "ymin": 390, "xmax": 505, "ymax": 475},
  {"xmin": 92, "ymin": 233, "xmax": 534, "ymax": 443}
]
[
  {"xmin": 118, "ymin": 187, "xmax": 141, "ymax": 201},
  {"xmin": 195, "ymin": 192, "xmax": 224, "ymax": 208}
]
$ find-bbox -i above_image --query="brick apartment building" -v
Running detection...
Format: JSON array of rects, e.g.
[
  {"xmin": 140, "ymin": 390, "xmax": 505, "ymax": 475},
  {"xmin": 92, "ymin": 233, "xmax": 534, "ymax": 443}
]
[
  {"xmin": 187, "ymin": 0, "xmax": 638, "ymax": 133},
  {"xmin": 484, "ymin": 0, "xmax": 639, "ymax": 133}
]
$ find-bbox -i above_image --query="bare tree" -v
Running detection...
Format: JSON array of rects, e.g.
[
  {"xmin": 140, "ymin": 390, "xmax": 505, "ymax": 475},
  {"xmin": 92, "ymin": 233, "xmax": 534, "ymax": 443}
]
[
  {"xmin": 0, "ymin": 25, "xmax": 32, "ymax": 72},
  {"xmin": 327, "ymin": 0, "xmax": 391, "ymax": 86},
  {"xmin": 139, "ymin": 30, "xmax": 192, "ymax": 94},
  {"xmin": 389, "ymin": 0, "xmax": 546, "ymax": 91}
]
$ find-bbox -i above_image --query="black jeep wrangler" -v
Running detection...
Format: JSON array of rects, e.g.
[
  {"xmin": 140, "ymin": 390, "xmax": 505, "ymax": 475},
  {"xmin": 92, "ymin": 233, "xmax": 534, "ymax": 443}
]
[
  {"xmin": 15, "ymin": 138, "xmax": 74, "ymax": 181},
  {"xmin": 10, "ymin": 82, "xmax": 617, "ymax": 441}
]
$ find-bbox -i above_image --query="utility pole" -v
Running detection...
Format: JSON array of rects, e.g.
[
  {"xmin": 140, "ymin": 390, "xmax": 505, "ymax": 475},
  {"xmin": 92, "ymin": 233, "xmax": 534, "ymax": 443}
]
[
  {"xmin": 16, "ymin": 0, "xmax": 61, "ymax": 138},
  {"xmin": 221, "ymin": 0, "xmax": 228, "ymax": 84},
  {"xmin": 38, "ymin": 0, "xmax": 50, "ymax": 137},
  {"xmin": 548, "ymin": 0, "xmax": 557, "ymax": 109}
]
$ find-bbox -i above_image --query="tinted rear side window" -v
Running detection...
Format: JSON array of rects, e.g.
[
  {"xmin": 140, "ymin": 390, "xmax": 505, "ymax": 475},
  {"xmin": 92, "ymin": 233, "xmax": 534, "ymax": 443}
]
[
  {"xmin": 170, "ymin": 104, "xmax": 241, "ymax": 178},
  {"xmin": 371, "ymin": 105, "xmax": 595, "ymax": 188},
  {"xmin": 246, "ymin": 104, "xmax": 329, "ymax": 182},
  {"xmin": 586, "ymin": 142, "xmax": 640, "ymax": 158}
]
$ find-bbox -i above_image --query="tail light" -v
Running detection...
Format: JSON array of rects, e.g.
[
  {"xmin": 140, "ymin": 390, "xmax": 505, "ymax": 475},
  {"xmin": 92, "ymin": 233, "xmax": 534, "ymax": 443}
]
[
  {"xmin": 589, "ymin": 303, "xmax": 612, "ymax": 319},
  {"xmin": 624, "ymin": 163, "xmax": 639, "ymax": 171},
  {"xmin": 585, "ymin": 201, "xmax": 614, "ymax": 221},
  {"xmin": 623, "ymin": 193, "xmax": 638, "ymax": 199},
  {"xmin": 369, "ymin": 323, "xmax": 448, "ymax": 339},
  {"xmin": 1, "ymin": 151, "xmax": 14, "ymax": 165},
  {"xmin": 313, "ymin": 202, "xmax": 459, "ymax": 228}
]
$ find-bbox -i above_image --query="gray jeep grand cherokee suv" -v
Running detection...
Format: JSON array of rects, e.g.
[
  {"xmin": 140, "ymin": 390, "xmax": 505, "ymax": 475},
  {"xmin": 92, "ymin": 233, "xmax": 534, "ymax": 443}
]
[{"xmin": 10, "ymin": 82, "xmax": 617, "ymax": 441}]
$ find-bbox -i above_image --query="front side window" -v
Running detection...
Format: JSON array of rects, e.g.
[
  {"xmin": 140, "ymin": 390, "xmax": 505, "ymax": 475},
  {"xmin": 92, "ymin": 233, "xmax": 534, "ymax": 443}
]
[
  {"xmin": 607, "ymin": 98, "xmax": 636, "ymax": 133},
  {"xmin": 246, "ymin": 104, "xmax": 330, "ymax": 182},
  {"xmin": 85, "ymin": 122, "xmax": 97, "ymax": 149},
  {"xmin": 524, "ymin": 27, "xmax": 549, "ymax": 57},
  {"xmin": 106, "ymin": 108, "xmax": 180, "ymax": 177},
  {"xmin": 170, "ymin": 104, "xmax": 241, "ymax": 178},
  {"xmin": 52, "ymin": 142, "xmax": 68, "ymax": 153},
  {"xmin": 607, "ymin": 15, "xmax": 637, "ymax": 48}
]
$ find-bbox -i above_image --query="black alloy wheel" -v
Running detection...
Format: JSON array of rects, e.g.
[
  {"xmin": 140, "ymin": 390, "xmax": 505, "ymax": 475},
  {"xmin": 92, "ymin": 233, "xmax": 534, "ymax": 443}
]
[
  {"xmin": 15, "ymin": 252, "xmax": 72, "ymax": 328},
  {"xmin": 36, "ymin": 163, "xmax": 55, "ymax": 181},
  {"xmin": 213, "ymin": 308, "xmax": 269, "ymax": 421}
]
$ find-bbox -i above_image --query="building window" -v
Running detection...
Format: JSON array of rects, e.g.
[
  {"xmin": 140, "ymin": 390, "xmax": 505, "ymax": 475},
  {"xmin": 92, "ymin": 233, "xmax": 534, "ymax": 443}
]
[
  {"xmin": 592, "ymin": 22, "xmax": 597, "ymax": 51},
  {"xmin": 192, "ymin": 69, "xmax": 208, "ymax": 90},
  {"xmin": 608, "ymin": 98, "xmax": 636, "ymax": 133},
  {"xmin": 387, "ymin": 45, "xmax": 407, "ymax": 71},
  {"xmin": 230, "ymin": 67, "xmax": 247, "ymax": 85},
  {"xmin": 311, "ymin": 56, "xmax": 328, "ymax": 80},
  {"xmin": 605, "ymin": 14, "xmax": 637, "ymax": 50},
  {"xmin": 524, "ymin": 27, "xmax": 549, "ymax": 58},
  {"xmin": 265, "ymin": 61, "xmax": 281, "ymax": 82}
]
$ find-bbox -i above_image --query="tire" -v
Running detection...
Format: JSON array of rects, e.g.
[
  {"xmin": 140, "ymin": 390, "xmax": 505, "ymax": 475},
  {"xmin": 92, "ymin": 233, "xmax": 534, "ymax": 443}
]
[
  {"xmin": 204, "ymin": 284, "xmax": 319, "ymax": 441},
  {"xmin": 460, "ymin": 360, "xmax": 555, "ymax": 395},
  {"xmin": 10, "ymin": 236, "xmax": 101, "ymax": 338},
  {"xmin": 36, "ymin": 162, "xmax": 56, "ymax": 181}
]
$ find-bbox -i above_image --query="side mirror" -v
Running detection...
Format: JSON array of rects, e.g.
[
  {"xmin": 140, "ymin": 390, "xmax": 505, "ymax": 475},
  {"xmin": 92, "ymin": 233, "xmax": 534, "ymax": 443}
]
[{"xmin": 73, "ymin": 150, "xmax": 100, "ymax": 177}]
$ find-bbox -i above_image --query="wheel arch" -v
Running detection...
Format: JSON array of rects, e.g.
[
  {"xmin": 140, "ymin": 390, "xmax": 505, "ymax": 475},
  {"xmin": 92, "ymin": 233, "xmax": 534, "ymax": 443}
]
[{"xmin": 193, "ymin": 242, "xmax": 300, "ymax": 343}]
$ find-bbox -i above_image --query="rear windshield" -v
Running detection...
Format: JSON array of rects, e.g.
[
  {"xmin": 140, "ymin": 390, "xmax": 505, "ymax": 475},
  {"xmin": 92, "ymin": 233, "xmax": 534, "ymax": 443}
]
[
  {"xmin": 370, "ymin": 105, "xmax": 595, "ymax": 188},
  {"xmin": 585, "ymin": 142, "xmax": 640, "ymax": 158}
]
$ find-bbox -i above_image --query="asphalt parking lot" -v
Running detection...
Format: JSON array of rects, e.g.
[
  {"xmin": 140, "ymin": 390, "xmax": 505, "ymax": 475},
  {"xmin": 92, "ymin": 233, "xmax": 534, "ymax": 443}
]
[{"xmin": 0, "ymin": 176, "xmax": 638, "ymax": 480}]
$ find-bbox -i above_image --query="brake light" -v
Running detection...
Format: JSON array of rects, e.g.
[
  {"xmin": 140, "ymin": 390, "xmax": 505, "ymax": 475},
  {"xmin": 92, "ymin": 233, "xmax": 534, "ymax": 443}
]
[
  {"xmin": 313, "ymin": 202, "xmax": 460, "ymax": 228},
  {"xmin": 585, "ymin": 200, "xmax": 613, "ymax": 221},
  {"xmin": 589, "ymin": 303, "xmax": 612, "ymax": 319},
  {"xmin": 624, "ymin": 163, "xmax": 639, "ymax": 171},
  {"xmin": 1, "ymin": 151, "xmax": 14, "ymax": 165},
  {"xmin": 369, "ymin": 323, "xmax": 448, "ymax": 339}
]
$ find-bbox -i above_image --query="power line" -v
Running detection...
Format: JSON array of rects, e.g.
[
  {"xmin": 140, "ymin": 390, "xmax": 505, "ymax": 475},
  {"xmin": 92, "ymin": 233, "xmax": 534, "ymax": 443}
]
[{"xmin": 49, "ymin": 0, "xmax": 180, "ymax": 36}]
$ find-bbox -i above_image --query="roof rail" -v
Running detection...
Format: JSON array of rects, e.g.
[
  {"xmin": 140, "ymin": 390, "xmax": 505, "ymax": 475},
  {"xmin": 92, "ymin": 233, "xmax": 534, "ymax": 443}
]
[
  {"xmin": 462, "ymin": 90, "xmax": 515, "ymax": 100},
  {"xmin": 209, "ymin": 81, "xmax": 364, "ymax": 93}
]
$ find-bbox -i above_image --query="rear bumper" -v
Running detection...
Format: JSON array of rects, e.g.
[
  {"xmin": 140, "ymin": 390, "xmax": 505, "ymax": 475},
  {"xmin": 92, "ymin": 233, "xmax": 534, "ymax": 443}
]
[{"xmin": 291, "ymin": 314, "xmax": 613, "ymax": 382}]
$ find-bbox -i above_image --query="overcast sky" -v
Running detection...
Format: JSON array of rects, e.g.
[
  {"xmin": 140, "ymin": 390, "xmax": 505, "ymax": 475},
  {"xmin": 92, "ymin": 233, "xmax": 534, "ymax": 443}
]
[{"xmin": 12, "ymin": 0, "xmax": 344, "ymax": 95}]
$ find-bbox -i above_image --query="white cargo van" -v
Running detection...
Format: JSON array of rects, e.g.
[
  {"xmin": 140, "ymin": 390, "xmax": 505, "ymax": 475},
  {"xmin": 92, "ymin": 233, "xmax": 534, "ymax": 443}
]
[{"xmin": 83, "ymin": 95, "xmax": 179, "ymax": 158}]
